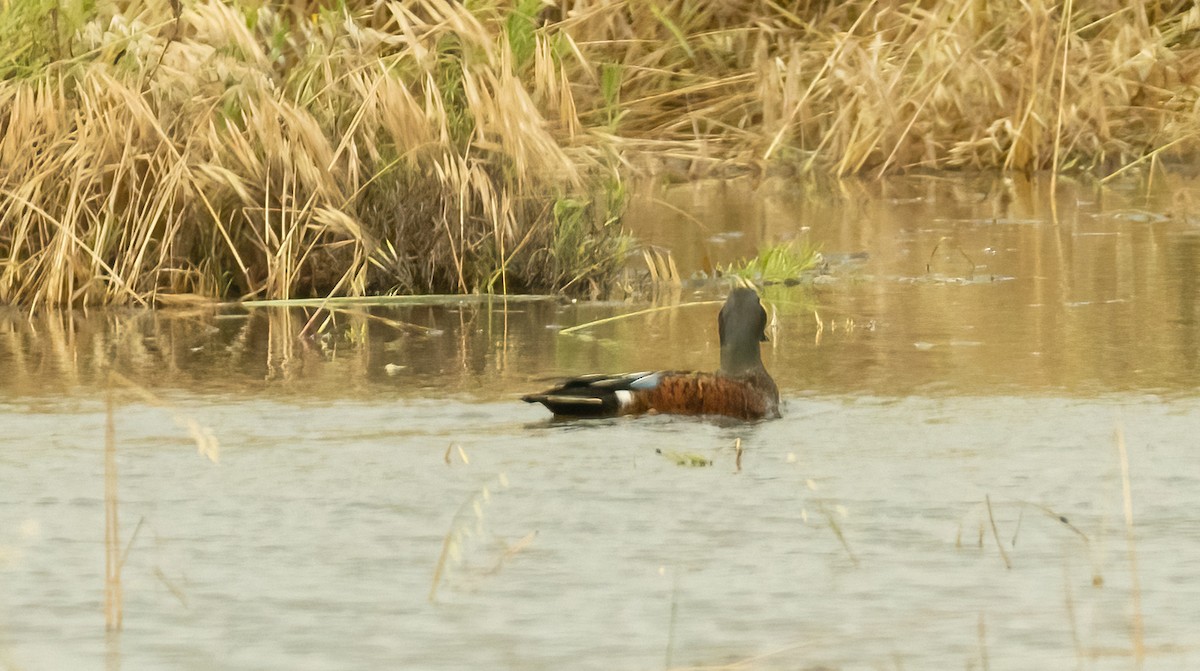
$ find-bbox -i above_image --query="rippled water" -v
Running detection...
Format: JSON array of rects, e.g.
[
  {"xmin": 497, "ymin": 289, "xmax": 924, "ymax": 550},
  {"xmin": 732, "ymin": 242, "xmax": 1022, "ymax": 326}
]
[{"xmin": 1, "ymin": 173, "xmax": 1198, "ymax": 669}]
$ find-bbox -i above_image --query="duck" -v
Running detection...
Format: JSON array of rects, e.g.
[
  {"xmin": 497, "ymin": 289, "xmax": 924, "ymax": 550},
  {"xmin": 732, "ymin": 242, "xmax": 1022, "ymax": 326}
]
[{"xmin": 522, "ymin": 287, "xmax": 780, "ymax": 420}]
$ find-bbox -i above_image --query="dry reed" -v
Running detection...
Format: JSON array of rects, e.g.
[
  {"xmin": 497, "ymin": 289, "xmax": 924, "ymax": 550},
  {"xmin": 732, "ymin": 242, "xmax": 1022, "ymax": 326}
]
[
  {"xmin": 1114, "ymin": 421, "xmax": 1146, "ymax": 660},
  {"xmin": 985, "ymin": 494, "xmax": 1013, "ymax": 569},
  {"xmin": 104, "ymin": 382, "xmax": 122, "ymax": 631},
  {"xmin": 99, "ymin": 367, "xmax": 220, "ymax": 632},
  {"xmin": 4, "ymin": 1, "xmax": 1199, "ymax": 307}
]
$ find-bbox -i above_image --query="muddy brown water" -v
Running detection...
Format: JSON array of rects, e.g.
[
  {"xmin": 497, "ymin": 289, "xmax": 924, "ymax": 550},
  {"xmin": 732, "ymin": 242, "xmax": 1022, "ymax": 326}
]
[{"xmin": 1, "ymin": 174, "xmax": 1198, "ymax": 669}]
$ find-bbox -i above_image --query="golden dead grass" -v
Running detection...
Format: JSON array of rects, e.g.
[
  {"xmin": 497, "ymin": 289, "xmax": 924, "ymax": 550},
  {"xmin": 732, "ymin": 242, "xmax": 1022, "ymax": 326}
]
[
  {"xmin": 2, "ymin": 0, "xmax": 1199, "ymax": 307},
  {"xmin": 562, "ymin": 0, "xmax": 1200, "ymax": 176},
  {"xmin": 0, "ymin": 0, "xmax": 626, "ymax": 307}
]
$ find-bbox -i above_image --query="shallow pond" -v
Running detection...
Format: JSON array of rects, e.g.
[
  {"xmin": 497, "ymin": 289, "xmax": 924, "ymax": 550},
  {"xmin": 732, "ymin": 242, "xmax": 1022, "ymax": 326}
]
[{"xmin": 1, "ymin": 173, "xmax": 1198, "ymax": 670}]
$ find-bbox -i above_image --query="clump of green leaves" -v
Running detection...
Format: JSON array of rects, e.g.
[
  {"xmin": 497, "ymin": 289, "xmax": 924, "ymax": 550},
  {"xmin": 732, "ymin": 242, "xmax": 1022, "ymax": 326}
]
[
  {"xmin": 504, "ymin": 0, "xmax": 542, "ymax": 72},
  {"xmin": 657, "ymin": 449, "xmax": 712, "ymax": 467},
  {"xmin": 0, "ymin": 0, "xmax": 71, "ymax": 78},
  {"xmin": 723, "ymin": 241, "xmax": 821, "ymax": 283},
  {"xmin": 550, "ymin": 191, "xmax": 630, "ymax": 295},
  {"xmin": 600, "ymin": 62, "xmax": 623, "ymax": 131}
]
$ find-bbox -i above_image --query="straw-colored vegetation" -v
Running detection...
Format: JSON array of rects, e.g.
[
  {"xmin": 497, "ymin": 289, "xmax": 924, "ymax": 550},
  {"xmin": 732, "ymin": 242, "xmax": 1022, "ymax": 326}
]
[{"xmin": 2, "ymin": 0, "xmax": 1199, "ymax": 307}]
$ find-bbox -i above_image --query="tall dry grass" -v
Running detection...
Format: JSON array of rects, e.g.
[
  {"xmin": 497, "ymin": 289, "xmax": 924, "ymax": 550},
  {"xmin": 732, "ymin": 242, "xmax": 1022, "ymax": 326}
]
[
  {"xmin": 556, "ymin": 0, "xmax": 1200, "ymax": 176},
  {"xmin": 2, "ymin": 0, "xmax": 1199, "ymax": 307},
  {"xmin": 0, "ymin": 0, "xmax": 626, "ymax": 307}
]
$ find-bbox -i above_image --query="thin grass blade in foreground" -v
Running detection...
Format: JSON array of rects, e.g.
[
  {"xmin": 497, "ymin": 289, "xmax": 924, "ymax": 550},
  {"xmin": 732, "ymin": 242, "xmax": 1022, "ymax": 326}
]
[
  {"xmin": 100, "ymin": 366, "xmax": 220, "ymax": 631},
  {"xmin": 104, "ymin": 383, "xmax": 122, "ymax": 631},
  {"xmin": 1115, "ymin": 421, "xmax": 1145, "ymax": 660}
]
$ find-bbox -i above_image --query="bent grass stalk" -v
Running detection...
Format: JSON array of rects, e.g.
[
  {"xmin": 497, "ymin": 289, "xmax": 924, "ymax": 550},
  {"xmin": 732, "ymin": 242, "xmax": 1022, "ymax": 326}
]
[
  {"xmin": 816, "ymin": 502, "xmax": 859, "ymax": 568},
  {"xmin": 429, "ymin": 473, "xmax": 516, "ymax": 603},
  {"xmin": 556, "ymin": 300, "xmax": 722, "ymax": 336},
  {"xmin": 985, "ymin": 494, "xmax": 1013, "ymax": 570}
]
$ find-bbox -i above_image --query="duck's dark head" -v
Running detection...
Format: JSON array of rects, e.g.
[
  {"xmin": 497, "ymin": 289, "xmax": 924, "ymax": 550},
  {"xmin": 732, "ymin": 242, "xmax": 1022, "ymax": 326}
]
[{"xmin": 718, "ymin": 287, "xmax": 769, "ymax": 375}]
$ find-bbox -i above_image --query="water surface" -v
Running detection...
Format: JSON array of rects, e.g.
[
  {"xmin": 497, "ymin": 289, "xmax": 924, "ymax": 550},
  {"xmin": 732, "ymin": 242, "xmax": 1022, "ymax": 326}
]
[{"xmin": 1, "ymin": 173, "xmax": 1198, "ymax": 670}]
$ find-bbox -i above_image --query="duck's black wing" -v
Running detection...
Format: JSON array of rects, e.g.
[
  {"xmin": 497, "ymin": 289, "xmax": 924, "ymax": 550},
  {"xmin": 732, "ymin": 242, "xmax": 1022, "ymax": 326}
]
[{"xmin": 521, "ymin": 371, "xmax": 663, "ymax": 418}]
